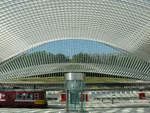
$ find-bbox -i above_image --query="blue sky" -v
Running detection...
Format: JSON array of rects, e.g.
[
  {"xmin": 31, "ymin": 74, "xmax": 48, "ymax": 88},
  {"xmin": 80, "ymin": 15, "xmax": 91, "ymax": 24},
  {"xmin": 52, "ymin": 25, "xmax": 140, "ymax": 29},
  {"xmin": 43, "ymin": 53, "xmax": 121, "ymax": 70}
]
[{"xmin": 28, "ymin": 39, "xmax": 121, "ymax": 57}]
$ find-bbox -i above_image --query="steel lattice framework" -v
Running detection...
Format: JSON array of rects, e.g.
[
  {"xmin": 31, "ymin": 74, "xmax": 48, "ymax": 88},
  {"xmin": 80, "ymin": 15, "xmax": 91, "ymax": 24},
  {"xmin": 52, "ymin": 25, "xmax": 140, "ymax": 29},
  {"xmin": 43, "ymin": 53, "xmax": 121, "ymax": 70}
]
[{"xmin": 0, "ymin": 0, "xmax": 150, "ymax": 81}]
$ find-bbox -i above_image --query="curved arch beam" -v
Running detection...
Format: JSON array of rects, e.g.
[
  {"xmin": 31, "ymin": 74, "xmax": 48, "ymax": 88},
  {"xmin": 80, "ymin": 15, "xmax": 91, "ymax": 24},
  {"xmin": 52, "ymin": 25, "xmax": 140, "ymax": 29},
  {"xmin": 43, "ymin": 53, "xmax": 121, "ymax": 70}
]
[{"xmin": 0, "ymin": 63, "xmax": 149, "ymax": 81}]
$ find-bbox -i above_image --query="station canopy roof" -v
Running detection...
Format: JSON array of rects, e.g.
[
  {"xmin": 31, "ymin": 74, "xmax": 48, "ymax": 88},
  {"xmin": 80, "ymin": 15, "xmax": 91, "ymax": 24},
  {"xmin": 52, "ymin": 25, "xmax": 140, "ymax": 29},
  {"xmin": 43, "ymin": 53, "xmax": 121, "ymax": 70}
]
[
  {"xmin": 0, "ymin": 0, "xmax": 150, "ymax": 81},
  {"xmin": 0, "ymin": 0, "xmax": 150, "ymax": 63}
]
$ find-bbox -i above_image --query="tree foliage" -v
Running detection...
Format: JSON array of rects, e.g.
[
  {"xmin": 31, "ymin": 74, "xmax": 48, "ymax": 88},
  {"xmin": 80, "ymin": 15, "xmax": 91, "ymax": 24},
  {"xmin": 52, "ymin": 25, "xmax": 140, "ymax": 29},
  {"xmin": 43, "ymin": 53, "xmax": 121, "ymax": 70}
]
[{"xmin": 0, "ymin": 51, "xmax": 149, "ymax": 74}]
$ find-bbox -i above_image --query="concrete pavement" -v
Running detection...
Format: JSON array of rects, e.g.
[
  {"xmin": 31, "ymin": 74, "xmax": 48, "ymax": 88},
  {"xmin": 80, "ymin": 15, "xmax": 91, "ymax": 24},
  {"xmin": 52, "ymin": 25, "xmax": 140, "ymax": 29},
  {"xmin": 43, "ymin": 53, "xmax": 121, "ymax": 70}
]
[{"xmin": 0, "ymin": 107, "xmax": 149, "ymax": 113}]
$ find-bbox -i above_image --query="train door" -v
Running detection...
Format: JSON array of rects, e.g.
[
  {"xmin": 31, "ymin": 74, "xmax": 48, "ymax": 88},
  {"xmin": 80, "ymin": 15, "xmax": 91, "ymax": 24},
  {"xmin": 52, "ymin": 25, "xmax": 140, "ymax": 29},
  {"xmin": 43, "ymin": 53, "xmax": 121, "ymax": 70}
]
[
  {"xmin": 138, "ymin": 93, "xmax": 146, "ymax": 100},
  {"xmin": 85, "ymin": 94, "xmax": 88, "ymax": 102},
  {"xmin": 5, "ymin": 92, "xmax": 15, "ymax": 105},
  {"xmin": 61, "ymin": 94, "xmax": 66, "ymax": 102},
  {"xmin": 34, "ymin": 93, "xmax": 40, "ymax": 100}
]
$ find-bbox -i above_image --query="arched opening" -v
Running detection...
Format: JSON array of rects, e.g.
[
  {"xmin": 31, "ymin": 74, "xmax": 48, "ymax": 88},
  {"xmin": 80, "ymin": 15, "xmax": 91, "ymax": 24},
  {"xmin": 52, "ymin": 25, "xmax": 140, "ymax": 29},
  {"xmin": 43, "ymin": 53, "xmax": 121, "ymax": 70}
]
[{"xmin": 0, "ymin": 39, "xmax": 149, "ymax": 81}]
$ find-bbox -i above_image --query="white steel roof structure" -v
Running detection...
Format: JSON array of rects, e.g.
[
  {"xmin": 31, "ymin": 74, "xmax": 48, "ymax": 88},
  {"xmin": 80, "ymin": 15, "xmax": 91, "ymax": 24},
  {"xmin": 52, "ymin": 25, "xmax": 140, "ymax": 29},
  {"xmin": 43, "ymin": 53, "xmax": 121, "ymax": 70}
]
[
  {"xmin": 0, "ymin": 0, "xmax": 150, "ymax": 81},
  {"xmin": 0, "ymin": 0, "xmax": 150, "ymax": 62}
]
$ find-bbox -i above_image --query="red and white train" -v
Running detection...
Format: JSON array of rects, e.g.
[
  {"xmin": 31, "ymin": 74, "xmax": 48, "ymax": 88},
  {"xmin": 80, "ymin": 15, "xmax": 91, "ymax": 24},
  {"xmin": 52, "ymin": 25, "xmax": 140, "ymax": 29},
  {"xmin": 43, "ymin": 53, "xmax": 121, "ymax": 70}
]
[
  {"xmin": 0, "ymin": 89, "xmax": 47, "ymax": 107},
  {"xmin": 60, "ymin": 93, "xmax": 88, "ymax": 102}
]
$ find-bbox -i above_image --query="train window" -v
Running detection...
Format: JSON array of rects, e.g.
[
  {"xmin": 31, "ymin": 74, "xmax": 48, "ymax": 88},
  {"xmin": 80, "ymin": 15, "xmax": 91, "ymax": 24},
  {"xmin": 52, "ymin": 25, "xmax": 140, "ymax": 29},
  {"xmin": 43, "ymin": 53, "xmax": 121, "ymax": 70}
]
[
  {"xmin": 1, "ymin": 93, "xmax": 5, "ymax": 99},
  {"xmin": 34, "ymin": 93, "xmax": 39, "ymax": 100},
  {"xmin": 25, "ymin": 93, "xmax": 33, "ymax": 100},
  {"xmin": 5, "ymin": 93, "xmax": 14, "ymax": 99},
  {"xmin": 16, "ymin": 93, "xmax": 23, "ymax": 100}
]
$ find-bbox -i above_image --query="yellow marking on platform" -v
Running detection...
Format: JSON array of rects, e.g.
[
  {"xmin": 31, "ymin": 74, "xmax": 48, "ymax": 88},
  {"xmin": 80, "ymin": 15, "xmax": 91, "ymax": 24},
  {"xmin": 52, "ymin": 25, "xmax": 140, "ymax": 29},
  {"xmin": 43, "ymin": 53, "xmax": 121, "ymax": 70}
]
[{"xmin": 34, "ymin": 100, "xmax": 45, "ymax": 104}]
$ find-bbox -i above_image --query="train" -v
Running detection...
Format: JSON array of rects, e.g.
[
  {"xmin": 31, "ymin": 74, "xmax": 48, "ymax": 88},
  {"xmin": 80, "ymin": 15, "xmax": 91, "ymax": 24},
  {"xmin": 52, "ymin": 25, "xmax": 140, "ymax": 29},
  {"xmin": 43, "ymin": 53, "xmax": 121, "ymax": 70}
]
[
  {"xmin": 60, "ymin": 93, "xmax": 88, "ymax": 102},
  {"xmin": 0, "ymin": 89, "xmax": 47, "ymax": 107},
  {"xmin": 46, "ymin": 91, "xmax": 88, "ymax": 103}
]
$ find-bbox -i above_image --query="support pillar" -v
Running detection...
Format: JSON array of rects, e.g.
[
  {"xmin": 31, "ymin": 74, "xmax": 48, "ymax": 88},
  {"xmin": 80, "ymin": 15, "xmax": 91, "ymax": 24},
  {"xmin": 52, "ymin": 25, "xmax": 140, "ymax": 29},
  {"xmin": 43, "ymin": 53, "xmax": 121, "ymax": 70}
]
[{"xmin": 64, "ymin": 73, "xmax": 86, "ymax": 113}]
